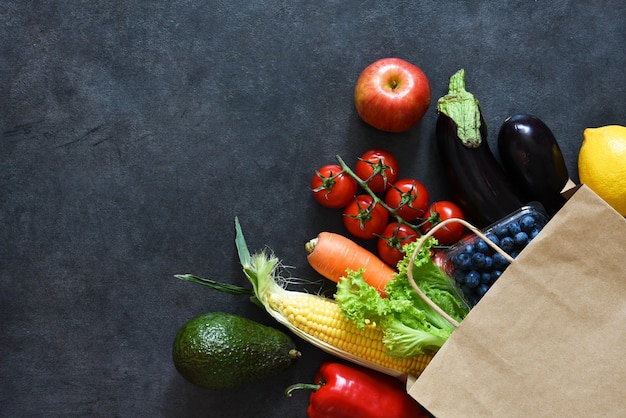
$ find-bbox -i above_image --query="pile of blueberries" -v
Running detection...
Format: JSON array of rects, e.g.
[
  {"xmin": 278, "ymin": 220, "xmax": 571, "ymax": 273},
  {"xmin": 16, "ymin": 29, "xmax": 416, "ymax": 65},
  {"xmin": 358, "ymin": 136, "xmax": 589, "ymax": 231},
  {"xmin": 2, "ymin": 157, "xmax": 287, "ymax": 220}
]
[{"xmin": 447, "ymin": 207, "xmax": 548, "ymax": 307}]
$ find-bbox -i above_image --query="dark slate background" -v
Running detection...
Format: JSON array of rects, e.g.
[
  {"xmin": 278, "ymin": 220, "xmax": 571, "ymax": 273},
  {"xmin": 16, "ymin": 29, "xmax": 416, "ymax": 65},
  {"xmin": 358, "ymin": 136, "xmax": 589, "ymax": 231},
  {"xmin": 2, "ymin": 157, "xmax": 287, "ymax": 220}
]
[{"xmin": 1, "ymin": 1, "xmax": 624, "ymax": 417}]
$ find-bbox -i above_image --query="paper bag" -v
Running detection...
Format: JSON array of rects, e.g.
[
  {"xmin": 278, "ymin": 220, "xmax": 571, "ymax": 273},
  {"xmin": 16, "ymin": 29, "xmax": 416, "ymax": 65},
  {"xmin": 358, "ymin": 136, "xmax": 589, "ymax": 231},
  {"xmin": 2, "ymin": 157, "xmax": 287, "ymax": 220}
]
[{"xmin": 407, "ymin": 185, "xmax": 626, "ymax": 417}]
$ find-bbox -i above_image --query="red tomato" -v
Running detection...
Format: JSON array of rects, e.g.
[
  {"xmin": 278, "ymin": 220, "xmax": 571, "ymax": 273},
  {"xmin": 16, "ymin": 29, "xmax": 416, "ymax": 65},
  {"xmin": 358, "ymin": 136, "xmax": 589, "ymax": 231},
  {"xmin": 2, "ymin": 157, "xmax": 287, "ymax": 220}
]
[
  {"xmin": 431, "ymin": 249, "xmax": 447, "ymax": 271},
  {"xmin": 311, "ymin": 164, "xmax": 358, "ymax": 209},
  {"xmin": 377, "ymin": 222, "xmax": 419, "ymax": 266},
  {"xmin": 421, "ymin": 201, "xmax": 465, "ymax": 245},
  {"xmin": 354, "ymin": 149, "xmax": 399, "ymax": 193},
  {"xmin": 384, "ymin": 178, "xmax": 429, "ymax": 222},
  {"xmin": 343, "ymin": 195, "xmax": 389, "ymax": 240}
]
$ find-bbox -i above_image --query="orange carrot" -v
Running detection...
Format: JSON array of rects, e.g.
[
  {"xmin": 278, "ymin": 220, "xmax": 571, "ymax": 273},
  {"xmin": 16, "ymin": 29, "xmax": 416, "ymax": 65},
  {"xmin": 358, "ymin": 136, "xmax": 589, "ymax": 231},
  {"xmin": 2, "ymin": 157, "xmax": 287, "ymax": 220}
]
[{"xmin": 305, "ymin": 232, "xmax": 396, "ymax": 296}]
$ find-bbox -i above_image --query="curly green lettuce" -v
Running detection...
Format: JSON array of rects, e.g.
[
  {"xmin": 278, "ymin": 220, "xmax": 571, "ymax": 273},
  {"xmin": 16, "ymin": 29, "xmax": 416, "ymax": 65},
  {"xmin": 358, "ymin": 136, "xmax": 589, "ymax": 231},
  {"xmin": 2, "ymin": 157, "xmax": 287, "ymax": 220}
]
[{"xmin": 335, "ymin": 237, "xmax": 470, "ymax": 358}]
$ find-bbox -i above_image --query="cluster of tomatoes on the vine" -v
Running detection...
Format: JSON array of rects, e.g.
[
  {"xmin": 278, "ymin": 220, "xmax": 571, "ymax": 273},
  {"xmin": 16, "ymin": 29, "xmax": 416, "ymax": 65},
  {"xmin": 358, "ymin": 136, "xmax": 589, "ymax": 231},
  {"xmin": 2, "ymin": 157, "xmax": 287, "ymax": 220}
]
[{"xmin": 311, "ymin": 148, "xmax": 467, "ymax": 267}]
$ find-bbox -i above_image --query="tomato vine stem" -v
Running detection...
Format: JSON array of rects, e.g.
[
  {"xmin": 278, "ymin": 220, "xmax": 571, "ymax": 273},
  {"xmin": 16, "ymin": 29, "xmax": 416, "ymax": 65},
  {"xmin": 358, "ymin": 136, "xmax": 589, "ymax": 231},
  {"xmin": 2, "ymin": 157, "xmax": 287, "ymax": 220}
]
[{"xmin": 335, "ymin": 155, "xmax": 426, "ymax": 236}]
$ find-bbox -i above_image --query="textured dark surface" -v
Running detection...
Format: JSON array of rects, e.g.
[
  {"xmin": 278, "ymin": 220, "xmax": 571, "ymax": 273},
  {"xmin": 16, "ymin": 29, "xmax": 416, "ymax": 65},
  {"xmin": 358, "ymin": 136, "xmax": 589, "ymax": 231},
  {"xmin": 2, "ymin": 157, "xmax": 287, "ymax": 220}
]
[{"xmin": 1, "ymin": 1, "xmax": 624, "ymax": 417}]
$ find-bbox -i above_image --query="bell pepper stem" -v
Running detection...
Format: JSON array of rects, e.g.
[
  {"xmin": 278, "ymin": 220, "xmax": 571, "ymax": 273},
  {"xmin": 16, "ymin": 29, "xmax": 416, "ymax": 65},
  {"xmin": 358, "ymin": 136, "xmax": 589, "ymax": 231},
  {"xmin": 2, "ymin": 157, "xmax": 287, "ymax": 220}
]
[{"xmin": 284, "ymin": 382, "xmax": 322, "ymax": 397}]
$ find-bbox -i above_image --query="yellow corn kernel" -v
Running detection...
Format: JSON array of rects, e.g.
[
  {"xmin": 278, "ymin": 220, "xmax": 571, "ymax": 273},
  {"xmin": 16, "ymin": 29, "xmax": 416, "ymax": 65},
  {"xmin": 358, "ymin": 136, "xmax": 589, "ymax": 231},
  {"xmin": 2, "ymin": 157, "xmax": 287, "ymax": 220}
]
[{"xmin": 266, "ymin": 289, "xmax": 433, "ymax": 378}]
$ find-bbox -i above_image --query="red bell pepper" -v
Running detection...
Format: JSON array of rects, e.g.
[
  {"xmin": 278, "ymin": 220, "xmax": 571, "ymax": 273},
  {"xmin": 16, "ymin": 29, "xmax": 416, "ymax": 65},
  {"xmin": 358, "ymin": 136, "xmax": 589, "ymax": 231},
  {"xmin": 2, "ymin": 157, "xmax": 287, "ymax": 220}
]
[{"xmin": 286, "ymin": 361, "xmax": 429, "ymax": 418}]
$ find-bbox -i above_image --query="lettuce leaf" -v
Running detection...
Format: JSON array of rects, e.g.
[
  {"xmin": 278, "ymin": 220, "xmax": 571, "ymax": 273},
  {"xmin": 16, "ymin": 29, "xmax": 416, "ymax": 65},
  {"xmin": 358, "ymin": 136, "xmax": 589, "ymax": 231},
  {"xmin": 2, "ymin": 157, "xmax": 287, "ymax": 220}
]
[{"xmin": 335, "ymin": 237, "xmax": 470, "ymax": 357}]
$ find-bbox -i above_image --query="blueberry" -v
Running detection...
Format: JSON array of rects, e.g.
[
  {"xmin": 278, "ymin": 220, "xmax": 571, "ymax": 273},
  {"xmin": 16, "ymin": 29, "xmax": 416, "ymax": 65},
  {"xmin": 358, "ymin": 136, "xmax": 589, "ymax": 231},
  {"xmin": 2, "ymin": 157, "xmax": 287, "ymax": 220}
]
[
  {"xmin": 507, "ymin": 222, "xmax": 521, "ymax": 236},
  {"xmin": 475, "ymin": 239, "xmax": 490, "ymax": 254},
  {"xmin": 465, "ymin": 270, "xmax": 480, "ymax": 288},
  {"xmin": 461, "ymin": 284, "xmax": 473, "ymax": 297},
  {"xmin": 514, "ymin": 231, "xmax": 529, "ymax": 247},
  {"xmin": 476, "ymin": 283, "xmax": 490, "ymax": 298},
  {"xmin": 500, "ymin": 236, "xmax": 515, "ymax": 253},
  {"xmin": 454, "ymin": 270, "xmax": 466, "ymax": 285},
  {"xmin": 492, "ymin": 253, "xmax": 510, "ymax": 270},
  {"xmin": 471, "ymin": 252, "xmax": 486, "ymax": 270},
  {"xmin": 519, "ymin": 215, "xmax": 537, "ymax": 232},
  {"xmin": 494, "ymin": 224, "xmax": 509, "ymax": 238},
  {"xmin": 453, "ymin": 252, "xmax": 472, "ymax": 270},
  {"xmin": 529, "ymin": 228, "xmax": 541, "ymax": 240},
  {"xmin": 483, "ymin": 255, "xmax": 493, "ymax": 271},
  {"xmin": 485, "ymin": 233, "xmax": 500, "ymax": 247},
  {"xmin": 492, "ymin": 270, "xmax": 503, "ymax": 282},
  {"xmin": 463, "ymin": 243, "xmax": 475, "ymax": 254},
  {"xmin": 480, "ymin": 272, "xmax": 491, "ymax": 284}
]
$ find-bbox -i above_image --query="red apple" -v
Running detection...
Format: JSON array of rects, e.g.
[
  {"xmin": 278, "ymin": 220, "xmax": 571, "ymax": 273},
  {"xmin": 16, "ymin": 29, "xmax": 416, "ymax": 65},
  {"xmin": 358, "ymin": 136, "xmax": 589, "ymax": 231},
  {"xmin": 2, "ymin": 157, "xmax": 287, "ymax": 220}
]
[{"xmin": 354, "ymin": 58, "xmax": 431, "ymax": 133}]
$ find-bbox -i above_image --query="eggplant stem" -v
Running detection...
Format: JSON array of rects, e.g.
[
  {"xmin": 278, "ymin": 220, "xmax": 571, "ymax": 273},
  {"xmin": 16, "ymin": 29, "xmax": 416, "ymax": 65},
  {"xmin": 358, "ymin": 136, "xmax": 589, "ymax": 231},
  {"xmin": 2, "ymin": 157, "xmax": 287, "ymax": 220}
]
[{"xmin": 436, "ymin": 69, "xmax": 483, "ymax": 148}]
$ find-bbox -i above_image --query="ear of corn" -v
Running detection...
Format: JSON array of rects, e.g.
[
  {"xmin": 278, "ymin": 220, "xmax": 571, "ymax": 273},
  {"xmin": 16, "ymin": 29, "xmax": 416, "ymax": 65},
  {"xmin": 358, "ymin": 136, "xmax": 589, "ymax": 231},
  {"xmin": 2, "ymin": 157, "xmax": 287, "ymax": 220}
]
[
  {"xmin": 234, "ymin": 219, "xmax": 433, "ymax": 378},
  {"xmin": 265, "ymin": 287, "xmax": 434, "ymax": 378}
]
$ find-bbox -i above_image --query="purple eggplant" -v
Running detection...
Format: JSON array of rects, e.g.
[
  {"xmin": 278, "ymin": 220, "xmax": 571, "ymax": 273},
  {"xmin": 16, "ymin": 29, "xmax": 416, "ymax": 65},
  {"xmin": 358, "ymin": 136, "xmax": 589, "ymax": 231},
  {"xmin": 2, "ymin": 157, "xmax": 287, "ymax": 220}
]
[
  {"xmin": 497, "ymin": 114, "xmax": 570, "ymax": 215},
  {"xmin": 436, "ymin": 70, "xmax": 525, "ymax": 228}
]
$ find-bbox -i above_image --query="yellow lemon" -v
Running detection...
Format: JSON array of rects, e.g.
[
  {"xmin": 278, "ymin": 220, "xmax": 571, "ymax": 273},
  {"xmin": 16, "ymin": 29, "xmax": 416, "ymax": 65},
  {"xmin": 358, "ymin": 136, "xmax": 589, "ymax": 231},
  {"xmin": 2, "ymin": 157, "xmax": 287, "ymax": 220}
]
[{"xmin": 578, "ymin": 125, "xmax": 626, "ymax": 216}]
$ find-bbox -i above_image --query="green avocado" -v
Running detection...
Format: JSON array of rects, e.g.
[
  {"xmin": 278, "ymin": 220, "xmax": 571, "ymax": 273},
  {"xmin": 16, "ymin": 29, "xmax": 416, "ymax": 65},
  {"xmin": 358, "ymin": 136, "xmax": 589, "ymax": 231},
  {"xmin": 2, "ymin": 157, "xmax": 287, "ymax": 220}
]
[{"xmin": 172, "ymin": 312, "xmax": 300, "ymax": 390}]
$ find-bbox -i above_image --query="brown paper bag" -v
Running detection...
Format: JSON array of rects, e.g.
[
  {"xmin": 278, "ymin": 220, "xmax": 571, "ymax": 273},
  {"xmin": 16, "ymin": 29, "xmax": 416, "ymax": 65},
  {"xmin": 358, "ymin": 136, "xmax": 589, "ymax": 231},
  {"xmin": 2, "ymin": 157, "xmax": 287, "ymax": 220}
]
[{"xmin": 407, "ymin": 185, "xmax": 626, "ymax": 417}]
